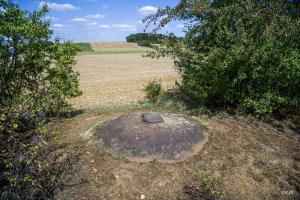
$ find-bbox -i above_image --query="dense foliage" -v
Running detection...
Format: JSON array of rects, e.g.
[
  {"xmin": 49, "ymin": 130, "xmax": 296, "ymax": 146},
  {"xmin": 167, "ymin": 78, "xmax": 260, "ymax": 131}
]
[
  {"xmin": 144, "ymin": 80, "xmax": 162, "ymax": 102},
  {"xmin": 77, "ymin": 42, "xmax": 93, "ymax": 52},
  {"xmin": 145, "ymin": 0, "xmax": 300, "ymax": 117},
  {"xmin": 0, "ymin": 1, "xmax": 81, "ymax": 199},
  {"xmin": 126, "ymin": 33, "xmax": 164, "ymax": 47}
]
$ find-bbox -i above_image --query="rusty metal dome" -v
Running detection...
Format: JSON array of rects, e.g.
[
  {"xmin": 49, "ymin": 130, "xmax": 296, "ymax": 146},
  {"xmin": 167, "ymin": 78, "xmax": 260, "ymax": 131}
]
[{"xmin": 96, "ymin": 112, "xmax": 208, "ymax": 163}]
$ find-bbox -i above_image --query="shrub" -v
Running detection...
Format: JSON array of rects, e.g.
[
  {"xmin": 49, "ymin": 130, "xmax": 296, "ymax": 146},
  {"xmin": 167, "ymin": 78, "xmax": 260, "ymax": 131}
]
[
  {"xmin": 77, "ymin": 42, "xmax": 93, "ymax": 52},
  {"xmin": 0, "ymin": 1, "xmax": 82, "ymax": 113},
  {"xmin": 144, "ymin": 0, "xmax": 300, "ymax": 117},
  {"xmin": 137, "ymin": 40, "xmax": 151, "ymax": 47},
  {"xmin": 144, "ymin": 80, "xmax": 162, "ymax": 102},
  {"xmin": 0, "ymin": 1, "xmax": 82, "ymax": 198}
]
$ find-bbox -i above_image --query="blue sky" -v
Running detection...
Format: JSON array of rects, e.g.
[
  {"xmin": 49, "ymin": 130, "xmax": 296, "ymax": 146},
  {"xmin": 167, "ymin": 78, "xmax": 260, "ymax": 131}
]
[{"xmin": 17, "ymin": 0, "xmax": 185, "ymax": 41}]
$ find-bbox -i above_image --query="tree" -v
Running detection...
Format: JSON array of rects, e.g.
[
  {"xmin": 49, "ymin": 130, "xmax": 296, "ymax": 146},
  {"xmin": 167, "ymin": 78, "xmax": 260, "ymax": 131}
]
[
  {"xmin": 0, "ymin": 1, "xmax": 82, "ymax": 198},
  {"xmin": 0, "ymin": 0, "xmax": 81, "ymax": 114},
  {"xmin": 126, "ymin": 33, "xmax": 164, "ymax": 47},
  {"xmin": 145, "ymin": 0, "xmax": 300, "ymax": 116}
]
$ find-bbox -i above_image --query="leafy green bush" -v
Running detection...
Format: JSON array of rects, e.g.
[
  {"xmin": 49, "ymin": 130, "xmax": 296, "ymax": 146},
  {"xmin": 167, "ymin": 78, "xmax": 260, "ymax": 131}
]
[
  {"xmin": 144, "ymin": 80, "xmax": 162, "ymax": 102},
  {"xmin": 0, "ymin": 1, "xmax": 82, "ymax": 198},
  {"xmin": 77, "ymin": 42, "xmax": 93, "ymax": 52},
  {"xmin": 137, "ymin": 40, "xmax": 151, "ymax": 47},
  {"xmin": 0, "ymin": 1, "xmax": 82, "ymax": 112},
  {"xmin": 144, "ymin": 0, "xmax": 300, "ymax": 117}
]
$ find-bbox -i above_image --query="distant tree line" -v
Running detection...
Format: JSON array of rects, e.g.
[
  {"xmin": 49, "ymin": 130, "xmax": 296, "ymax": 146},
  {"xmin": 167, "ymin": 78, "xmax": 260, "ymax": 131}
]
[{"xmin": 126, "ymin": 33, "xmax": 164, "ymax": 47}]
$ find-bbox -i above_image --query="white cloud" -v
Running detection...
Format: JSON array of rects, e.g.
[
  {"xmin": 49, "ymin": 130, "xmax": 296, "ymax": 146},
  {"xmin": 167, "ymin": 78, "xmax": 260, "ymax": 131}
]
[
  {"xmin": 177, "ymin": 24, "xmax": 185, "ymax": 28},
  {"xmin": 86, "ymin": 13, "xmax": 106, "ymax": 19},
  {"xmin": 72, "ymin": 17, "xmax": 88, "ymax": 22},
  {"xmin": 98, "ymin": 24, "xmax": 110, "ymax": 29},
  {"xmin": 112, "ymin": 24, "xmax": 135, "ymax": 28},
  {"xmin": 86, "ymin": 22, "xmax": 98, "ymax": 26},
  {"xmin": 138, "ymin": 6, "xmax": 158, "ymax": 15},
  {"xmin": 112, "ymin": 24, "xmax": 137, "ymax": 31},
  {"xmin": 39, "ymin": 1, "xmax": 80, "ymax": 11},
  {"xmin": 71, "ymin": 14, "xmax": 105, "ymax": 24},
  {"xmin": 53, "ymin": 23, "xmax": 63, "ymax": 28}
]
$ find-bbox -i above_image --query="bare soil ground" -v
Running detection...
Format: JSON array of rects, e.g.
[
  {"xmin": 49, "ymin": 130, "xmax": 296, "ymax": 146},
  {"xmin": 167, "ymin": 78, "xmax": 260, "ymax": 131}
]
[
  {"xmin": 71, "ymin": 50, "xmax": 178, "ymax": 108},
  {"xmin": 54, "ymin": 42, "xmax": 299, "ymax": 200},
  {"xmin": 54, "ymin": 108, "xmax": 300, "ymax": 200}
]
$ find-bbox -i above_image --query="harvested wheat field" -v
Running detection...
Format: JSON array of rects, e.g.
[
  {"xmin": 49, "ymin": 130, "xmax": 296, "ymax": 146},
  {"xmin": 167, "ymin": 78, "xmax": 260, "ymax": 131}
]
[
  {"xmin": 71, "ymin": 42, "xmax": 178, "ymax": 108},
  {"xmin": 90, "ymin": 41, "xmax": 150, "ymax": 52}
]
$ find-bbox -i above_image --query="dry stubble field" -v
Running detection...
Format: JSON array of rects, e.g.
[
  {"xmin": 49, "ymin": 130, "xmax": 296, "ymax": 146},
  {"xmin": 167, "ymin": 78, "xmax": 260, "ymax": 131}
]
[
  {"xmin": 71, "ymin": 42, "xmax": 178, "ymax": 108},
  {"xmin": 90, "ymin": 41, "xmax": 150, "ymax": 52}
]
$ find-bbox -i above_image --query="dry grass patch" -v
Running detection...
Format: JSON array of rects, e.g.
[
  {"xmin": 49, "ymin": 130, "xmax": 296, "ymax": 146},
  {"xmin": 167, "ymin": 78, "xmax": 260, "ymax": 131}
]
[{"xmin": 90, "ymin": 41, "xmax": 150, "ymax": 52}]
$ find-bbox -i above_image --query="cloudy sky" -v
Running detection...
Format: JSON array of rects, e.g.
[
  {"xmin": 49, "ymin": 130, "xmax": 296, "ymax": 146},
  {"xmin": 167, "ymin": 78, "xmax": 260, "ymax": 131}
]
[{"xmin": 18, "ymin": 0, "xmax": 185, "ymax": 41}]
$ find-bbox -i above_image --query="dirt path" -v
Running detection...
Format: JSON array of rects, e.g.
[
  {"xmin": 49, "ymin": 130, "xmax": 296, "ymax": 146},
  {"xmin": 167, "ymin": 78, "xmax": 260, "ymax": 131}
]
[{"xmin": 54, "ymin": 108, "xmax": 300, "ymax": 200}]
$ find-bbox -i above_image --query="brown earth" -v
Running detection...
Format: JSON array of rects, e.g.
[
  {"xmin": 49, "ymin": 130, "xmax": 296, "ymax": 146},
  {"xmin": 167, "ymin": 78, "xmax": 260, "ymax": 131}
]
[{"xmin": 54, "ymin": 109, "xmax": 300, "ymax": 200}]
